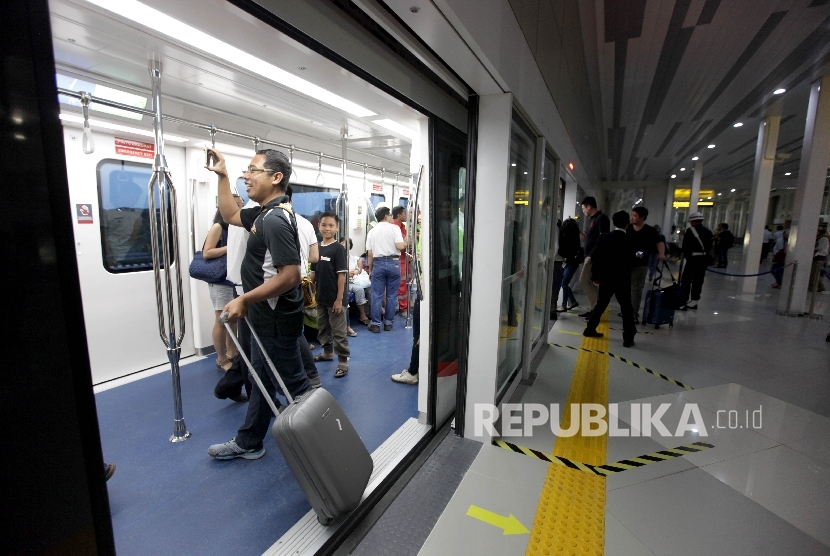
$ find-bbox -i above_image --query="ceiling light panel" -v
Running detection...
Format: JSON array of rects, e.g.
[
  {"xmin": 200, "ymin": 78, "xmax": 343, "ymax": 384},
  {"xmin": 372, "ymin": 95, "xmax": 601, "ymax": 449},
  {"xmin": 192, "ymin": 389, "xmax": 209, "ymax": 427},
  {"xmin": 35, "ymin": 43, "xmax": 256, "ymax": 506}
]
[
  {"xmin": 371, "ymin": 119, "xmax": 418, "ymax": 141},
  {"xmin": 83, "ymin": 0, "xmax": 377, "ymax": 118},
  {"xmin": 59, "ymin": 113, "xmax": 188, "ymax": 141}
]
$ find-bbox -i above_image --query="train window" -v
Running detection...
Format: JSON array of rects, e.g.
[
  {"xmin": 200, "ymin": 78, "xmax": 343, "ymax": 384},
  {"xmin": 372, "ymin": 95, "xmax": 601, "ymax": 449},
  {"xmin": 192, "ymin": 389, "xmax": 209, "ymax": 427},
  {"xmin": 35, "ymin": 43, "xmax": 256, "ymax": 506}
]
[
  {"xmin": 97, "ymin": 159, "xmax": 172, "ymax": 273},
  {"xmin": 398, "ymin": 197, "xmax": 408, "ymax": 209},
  {"xmin": 369, "ymin": 193, "xmax": 385, "ymax": 213},
  {"xmin": 288, "ymin": 183, "xmax": 339, "ymax": 241},
  {"xmin": 234, "ymin": 177, "xmax": 250, "ymax": 205}
]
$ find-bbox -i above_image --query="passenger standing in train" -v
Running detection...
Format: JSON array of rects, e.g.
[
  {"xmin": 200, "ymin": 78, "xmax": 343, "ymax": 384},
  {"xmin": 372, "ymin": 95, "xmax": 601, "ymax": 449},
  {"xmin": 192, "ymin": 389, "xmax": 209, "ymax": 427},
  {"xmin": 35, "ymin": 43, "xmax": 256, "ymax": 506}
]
[
  {"xmin": 285, "ymin": 185, "xmax": 322, "ymax": 389},
  {"xmin": 583, "ymin": 210, "xmax": 637, "ymax": 347},
  {"xmin": 366, "ymin": 206, "xmax": 406, "ymax": 333},
  {"xmin": 312, "ymin": 213, "xmax": 350, "ymax": 378},
  {"xmin": 391, "ymin": 206, "xmax": 408, "ymax": 313},
  {"xmin": 680, "ymin": 212, "xmax": 713, "ymax": 310},
  {"xmin": 578, "ymin": 197, "xmax": 610, "ymax": 320},
  {"xmin": 215, "ymin": 189, "xmax": 256, "ymax": 402},
  {"xmin": 206, "ymin": 148, "xmax": 310, "ymax": 461},
  {"xmin": 627, "ymin": 206, "xmax": 664, "ymax": 323},
  {"xmin": 202, "ymin": 207, "xmax": 241, "ymax": 373}
]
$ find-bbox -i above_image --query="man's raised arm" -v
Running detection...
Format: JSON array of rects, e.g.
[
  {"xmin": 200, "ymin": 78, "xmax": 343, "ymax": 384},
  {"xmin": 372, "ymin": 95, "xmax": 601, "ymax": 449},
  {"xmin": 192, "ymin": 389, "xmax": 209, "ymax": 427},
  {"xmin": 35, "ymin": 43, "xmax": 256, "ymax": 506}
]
[{"xmin": 207, "ymin": 148, "xmax": 243, "ymax": 227}]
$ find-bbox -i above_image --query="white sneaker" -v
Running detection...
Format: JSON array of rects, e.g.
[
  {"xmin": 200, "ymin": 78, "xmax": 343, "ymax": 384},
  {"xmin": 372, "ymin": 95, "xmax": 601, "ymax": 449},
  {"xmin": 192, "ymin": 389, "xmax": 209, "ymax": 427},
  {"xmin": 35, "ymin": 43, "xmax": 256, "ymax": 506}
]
[
  {"xmin": 391, "ymin": 370, "xmax": 419, "ymax": 384},
  {"xmin": 686, "ymin": 301, "xmax": 698, "ymax": 309}
]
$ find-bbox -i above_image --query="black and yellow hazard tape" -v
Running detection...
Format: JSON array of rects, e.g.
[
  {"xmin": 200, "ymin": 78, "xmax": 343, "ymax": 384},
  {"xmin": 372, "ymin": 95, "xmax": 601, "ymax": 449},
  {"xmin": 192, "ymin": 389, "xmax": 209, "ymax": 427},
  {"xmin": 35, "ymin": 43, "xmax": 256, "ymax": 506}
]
[
  {"xmin": 494, "ymin": 439, "xmax": 714, "ymax": 476},
  {"xmin": 548, "ymin": 343, "xmax": 693, "ymax": 390}
]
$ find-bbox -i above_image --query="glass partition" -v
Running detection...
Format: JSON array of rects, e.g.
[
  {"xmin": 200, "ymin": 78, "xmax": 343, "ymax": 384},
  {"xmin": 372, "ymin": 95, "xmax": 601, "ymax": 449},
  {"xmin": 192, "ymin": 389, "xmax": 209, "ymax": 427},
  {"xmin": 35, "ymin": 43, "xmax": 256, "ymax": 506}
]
[
  {"xmin": 496, "ymin": 111, "xmax": 536, "ymax": 399},
  {"xmin": 530, "ymin": 151, "xmax": 557, "ymax": 347},
  {"xmin": 431, "ymin": 118, "xmax": 467, "ymax": 426}
]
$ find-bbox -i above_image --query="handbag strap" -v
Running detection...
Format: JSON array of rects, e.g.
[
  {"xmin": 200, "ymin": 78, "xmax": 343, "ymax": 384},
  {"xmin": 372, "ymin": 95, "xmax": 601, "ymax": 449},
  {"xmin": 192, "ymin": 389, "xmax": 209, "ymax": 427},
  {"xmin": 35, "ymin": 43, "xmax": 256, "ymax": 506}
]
[{"xmin": 689, "ymin": 225, "xmax": 706, "ymax": 253}]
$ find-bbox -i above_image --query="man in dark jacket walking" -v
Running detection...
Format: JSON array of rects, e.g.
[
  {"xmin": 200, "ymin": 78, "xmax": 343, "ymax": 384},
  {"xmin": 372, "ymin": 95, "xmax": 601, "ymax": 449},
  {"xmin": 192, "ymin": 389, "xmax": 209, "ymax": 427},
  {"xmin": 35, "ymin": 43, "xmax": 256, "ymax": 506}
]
[
  {"xmin": 583, "ymin": 211, "xmax": 637, "ymax": 347},
  {"xmin": 681, "ymin": 212, "xmax": 714, "ymax": 310}
]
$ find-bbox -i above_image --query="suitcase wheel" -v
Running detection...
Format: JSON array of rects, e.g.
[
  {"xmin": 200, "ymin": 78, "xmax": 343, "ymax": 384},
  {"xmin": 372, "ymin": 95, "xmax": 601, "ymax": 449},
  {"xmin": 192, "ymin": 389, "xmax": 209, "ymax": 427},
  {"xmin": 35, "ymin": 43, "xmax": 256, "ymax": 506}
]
[{"xmin": 317, "ymin": 514, "xmax": 334, "ymax": 526}]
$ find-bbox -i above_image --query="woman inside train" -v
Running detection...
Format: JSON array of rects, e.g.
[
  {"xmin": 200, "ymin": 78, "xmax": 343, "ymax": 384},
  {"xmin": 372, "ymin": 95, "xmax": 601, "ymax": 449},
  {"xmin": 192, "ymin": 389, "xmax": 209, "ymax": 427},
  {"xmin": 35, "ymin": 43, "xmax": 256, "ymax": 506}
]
[{"xmin": 203, "ymin": 207, "xmax": 240, "ymax": 372}]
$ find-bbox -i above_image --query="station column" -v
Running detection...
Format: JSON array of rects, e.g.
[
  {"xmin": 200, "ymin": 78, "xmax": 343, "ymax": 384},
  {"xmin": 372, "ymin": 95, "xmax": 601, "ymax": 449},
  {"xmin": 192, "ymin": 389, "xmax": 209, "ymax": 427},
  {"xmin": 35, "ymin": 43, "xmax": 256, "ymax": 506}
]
[
  {"xmin": 740, "ymin": 115, "xmax": 780, "ymax": 293},
  {"xmin": 562, "ymin": 180, "xmax": 578, "ymax": 219},
  {"xmin": 464, "ymin": 92, "xmax": 513, "ymax": 443},
  {"xmin": 690, "ymin": 160, "xmax": 703, "ymax": 215},
  {"xmin": 778, "ymin": 75, "xmax": 830, "ymax": 314}
]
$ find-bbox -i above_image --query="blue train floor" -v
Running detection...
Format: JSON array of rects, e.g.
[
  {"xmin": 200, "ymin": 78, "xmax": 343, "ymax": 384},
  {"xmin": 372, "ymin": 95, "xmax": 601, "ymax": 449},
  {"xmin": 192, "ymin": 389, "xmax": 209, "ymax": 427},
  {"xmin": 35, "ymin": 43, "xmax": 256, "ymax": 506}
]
[{"xmin": 96, "ymin": 314, "xmax": 417, "ymax": 556}]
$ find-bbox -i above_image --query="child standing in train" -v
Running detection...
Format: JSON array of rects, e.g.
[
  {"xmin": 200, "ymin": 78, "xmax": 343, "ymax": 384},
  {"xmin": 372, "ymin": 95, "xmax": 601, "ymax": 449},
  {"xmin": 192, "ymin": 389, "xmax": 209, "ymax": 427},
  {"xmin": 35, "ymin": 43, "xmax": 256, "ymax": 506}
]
[{"xmin": 313, "ymin": 213, "xmax": 350, "ymax": 378}]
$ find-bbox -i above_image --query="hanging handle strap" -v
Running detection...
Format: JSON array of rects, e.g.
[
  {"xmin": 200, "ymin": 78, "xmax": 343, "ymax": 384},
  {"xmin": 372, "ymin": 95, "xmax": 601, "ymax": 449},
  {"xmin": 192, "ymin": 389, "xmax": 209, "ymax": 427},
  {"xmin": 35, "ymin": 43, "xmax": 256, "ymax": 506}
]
[{"xmin": 80, "ymin": 92, "xmax": 95, "ymax": 154}]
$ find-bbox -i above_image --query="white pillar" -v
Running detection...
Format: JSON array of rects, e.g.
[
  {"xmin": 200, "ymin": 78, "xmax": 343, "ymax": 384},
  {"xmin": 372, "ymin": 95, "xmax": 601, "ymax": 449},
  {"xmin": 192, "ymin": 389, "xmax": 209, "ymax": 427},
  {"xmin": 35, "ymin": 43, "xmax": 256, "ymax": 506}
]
[
  {"xmin": 779, "ymin": 75, "xmax": 830, "ymax": 314},
  {"xmin": 741, "ymin": 116, "xmax": 780, "ymax": 293},
  {"xmin": 663, "ymin": 180, "xmax": 673, "ymax": 237},
  {"xmin": 562, "ymin": 180, "xmax": 578, "ymax": 220},
  {"xmin": 465, "ymin": 92, "xmax": 512, "ymax": 443},
  {"xmin": 690, "ymin": 161, "xmax": 703, "ymax": 215}
]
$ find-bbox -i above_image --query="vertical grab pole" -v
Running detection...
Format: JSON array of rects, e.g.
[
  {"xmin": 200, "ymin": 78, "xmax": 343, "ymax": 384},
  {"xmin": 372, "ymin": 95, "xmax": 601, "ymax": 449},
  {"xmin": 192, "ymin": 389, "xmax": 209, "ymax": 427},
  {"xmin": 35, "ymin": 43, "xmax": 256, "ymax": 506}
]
[
  {"xmin": 338, "ymin": 126, "xmax": 349, "ymax": 264},
  {"xmin": 405, "ymin": 166, "xmax": 424, "ymax": 329},
  {"xmin": 148, "ymin": 60, "xmax": 190, "ymax": 442}
]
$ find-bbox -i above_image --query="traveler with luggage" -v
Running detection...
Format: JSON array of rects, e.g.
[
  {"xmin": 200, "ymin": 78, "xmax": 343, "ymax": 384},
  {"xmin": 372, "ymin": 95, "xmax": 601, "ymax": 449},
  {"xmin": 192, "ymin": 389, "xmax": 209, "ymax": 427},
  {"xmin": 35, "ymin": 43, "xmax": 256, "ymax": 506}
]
[
  {"xmin": 205, "ymin": 147, "xmax": 311, "ymax": 461},
  {"xmin": 627, "ymin": 206, "xmax": 665, "ymax": 324}
]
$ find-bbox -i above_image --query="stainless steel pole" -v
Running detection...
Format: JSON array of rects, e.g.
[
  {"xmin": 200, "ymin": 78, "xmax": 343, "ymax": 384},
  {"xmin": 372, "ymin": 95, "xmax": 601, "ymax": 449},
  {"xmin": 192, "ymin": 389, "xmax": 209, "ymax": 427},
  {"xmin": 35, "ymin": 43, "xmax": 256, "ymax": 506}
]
[{"xmin": 148, "ymin": 60, "xmax": 190, "ymax": 442}]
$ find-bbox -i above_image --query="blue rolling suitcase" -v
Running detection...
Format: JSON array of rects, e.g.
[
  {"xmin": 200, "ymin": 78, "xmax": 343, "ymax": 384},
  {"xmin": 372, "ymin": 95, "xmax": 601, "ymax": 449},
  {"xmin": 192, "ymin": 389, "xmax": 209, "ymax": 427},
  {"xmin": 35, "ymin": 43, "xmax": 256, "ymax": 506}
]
[{"xmin": 642, "ymin": 262, "xmax": 683, "ymax": 329}]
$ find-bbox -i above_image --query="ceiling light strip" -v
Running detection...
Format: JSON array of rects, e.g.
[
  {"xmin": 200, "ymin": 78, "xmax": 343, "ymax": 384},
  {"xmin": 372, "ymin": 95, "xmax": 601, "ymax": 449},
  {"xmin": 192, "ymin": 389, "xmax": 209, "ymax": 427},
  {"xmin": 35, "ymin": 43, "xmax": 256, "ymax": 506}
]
[
  {"xmin": 83, "ymin": 0, "xmax": 376, "ymax": 118},
  {"xmin": 59, "ymin": 113, "xmax": 188, "ymax": 142}
]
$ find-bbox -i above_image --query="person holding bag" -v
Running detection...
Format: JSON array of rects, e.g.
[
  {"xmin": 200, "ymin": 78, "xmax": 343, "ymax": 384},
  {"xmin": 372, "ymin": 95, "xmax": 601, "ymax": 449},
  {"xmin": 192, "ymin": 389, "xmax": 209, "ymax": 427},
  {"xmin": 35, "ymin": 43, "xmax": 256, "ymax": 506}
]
[{"xmin": 201, "ymin": 208, "xmax": 240, "ymax": 372}]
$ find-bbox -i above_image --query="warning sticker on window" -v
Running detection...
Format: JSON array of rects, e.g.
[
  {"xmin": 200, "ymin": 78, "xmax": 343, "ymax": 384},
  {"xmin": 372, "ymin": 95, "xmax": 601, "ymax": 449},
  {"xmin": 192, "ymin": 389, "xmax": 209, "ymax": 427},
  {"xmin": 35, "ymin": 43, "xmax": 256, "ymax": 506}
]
[
  {"xmin": 115, "ymin": 137, "xmax": 154, "ymax": 159},
  {"xmin": 77, "ymin": 203, "xmax": 94, "ymax": 224}
]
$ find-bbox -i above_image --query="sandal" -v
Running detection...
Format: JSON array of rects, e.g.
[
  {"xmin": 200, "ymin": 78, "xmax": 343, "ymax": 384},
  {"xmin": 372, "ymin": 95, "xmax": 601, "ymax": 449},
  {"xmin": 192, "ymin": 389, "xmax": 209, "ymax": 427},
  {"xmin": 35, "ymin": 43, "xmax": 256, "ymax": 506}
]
[
  {"xmin": 347, "ymin": 328, "xmax": 357, "ymax": 337},
  {"xmin": 216, "ymin": 358, "xmax": 229, "ymax": 371},
  {"xmin": 359, "ymin": 318, "xmax": 370, "ymax": 326},
  {"xmin": 335, "ymin": 366, "xmax": 348, "ymax": 378},
  {"xmin": 314, "ymin": 353, "xmax": 334, "ymax": 362}
]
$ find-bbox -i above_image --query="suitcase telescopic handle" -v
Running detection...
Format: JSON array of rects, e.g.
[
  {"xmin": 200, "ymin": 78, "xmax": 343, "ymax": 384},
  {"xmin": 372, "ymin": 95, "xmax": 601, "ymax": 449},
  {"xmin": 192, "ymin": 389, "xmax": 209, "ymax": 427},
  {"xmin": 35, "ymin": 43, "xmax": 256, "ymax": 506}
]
[{"xmin": 220, "ymin": 313, "xmax": 283, "ymax": 417}]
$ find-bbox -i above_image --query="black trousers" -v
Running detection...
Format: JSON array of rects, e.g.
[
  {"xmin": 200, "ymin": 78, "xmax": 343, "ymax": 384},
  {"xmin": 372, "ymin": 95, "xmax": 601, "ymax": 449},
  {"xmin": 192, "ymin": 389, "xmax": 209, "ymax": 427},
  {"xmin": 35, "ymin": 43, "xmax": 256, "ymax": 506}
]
[
  {"xmin": 682, "ymin": 257, "xmax": 708, "ymax": 302},
  {"xmin": 586, "ymin": 277, "xmax": 636, "ymax": 341}
]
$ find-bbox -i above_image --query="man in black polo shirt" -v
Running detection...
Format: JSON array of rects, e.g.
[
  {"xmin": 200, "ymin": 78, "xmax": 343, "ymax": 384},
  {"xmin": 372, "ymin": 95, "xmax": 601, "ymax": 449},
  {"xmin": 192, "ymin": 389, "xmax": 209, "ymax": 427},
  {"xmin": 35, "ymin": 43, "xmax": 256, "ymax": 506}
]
[
  {"xmin": 205, "ymin": 148, "xmax": 310, "ymax": 461},
  {"xmin": 577, "ymin": 196, "xmax": 610, "ymax": 319},
  {"xmin": 627, "ymin": 206, "xmax": 665, "ymax": 323}
]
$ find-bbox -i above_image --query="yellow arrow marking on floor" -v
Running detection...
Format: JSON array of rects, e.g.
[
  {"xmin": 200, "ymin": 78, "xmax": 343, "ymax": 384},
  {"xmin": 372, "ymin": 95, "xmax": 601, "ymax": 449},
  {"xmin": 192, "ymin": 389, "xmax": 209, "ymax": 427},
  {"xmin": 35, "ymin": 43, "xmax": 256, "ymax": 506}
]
[{"xmin": 467, "ymin": 505, "xmax": 529, "ymax": 535}]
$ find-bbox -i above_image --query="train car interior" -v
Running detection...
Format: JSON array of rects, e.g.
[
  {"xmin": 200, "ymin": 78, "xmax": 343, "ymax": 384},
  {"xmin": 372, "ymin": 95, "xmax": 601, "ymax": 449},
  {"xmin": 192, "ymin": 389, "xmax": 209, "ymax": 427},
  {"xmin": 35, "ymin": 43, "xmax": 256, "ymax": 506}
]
[{"xmin": 50, "ymin": 0, "xmax": 446, "ymax": 553}]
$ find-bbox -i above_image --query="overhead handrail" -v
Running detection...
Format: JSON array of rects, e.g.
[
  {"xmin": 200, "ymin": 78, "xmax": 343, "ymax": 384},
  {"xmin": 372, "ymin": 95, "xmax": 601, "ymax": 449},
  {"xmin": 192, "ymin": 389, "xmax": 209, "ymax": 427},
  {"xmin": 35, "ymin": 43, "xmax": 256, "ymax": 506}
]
[
  {"xmin": 57, "ymin": 87, "xmax": 412, "ymax": 178},
  {"xmin": 145, "ymin": 60, "xmax": 190, "ymax": 443}
]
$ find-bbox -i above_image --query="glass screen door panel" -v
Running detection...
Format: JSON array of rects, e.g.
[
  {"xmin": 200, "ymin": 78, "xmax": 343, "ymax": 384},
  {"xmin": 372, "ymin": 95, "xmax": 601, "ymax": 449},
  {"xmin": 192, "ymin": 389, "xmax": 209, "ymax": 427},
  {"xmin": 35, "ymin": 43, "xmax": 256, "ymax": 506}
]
[
  {"xmin": 431, "ymin": 118, "xmax": 467, "ymax": 426},
  {"xmin": 495, "ymin": 111, "xmax": 536, "ymax": 397},
  {"xmin": 530, "ymin": 152, "xmax": 556, "ymax": 347}
]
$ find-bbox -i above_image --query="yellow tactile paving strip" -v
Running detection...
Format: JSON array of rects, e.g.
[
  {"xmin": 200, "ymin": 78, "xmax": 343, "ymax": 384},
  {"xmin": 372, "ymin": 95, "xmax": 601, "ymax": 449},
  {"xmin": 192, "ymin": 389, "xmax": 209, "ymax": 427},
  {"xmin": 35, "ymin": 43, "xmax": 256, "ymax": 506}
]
[{"xmin": 526, "ymin": 310, "xmax": 610, "ymax": 556}]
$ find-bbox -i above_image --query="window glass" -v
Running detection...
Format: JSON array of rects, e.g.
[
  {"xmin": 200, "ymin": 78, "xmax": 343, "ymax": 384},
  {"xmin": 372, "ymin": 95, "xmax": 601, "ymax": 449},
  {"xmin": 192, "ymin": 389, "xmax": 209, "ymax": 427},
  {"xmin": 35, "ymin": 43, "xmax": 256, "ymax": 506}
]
[
  {"xmin": 399, "ymin": 197, "xmax": 409, "ymax": 209},
  {"xmin": 496, "ymin": 111, "xmax": 536, "ymax": 399},
  {"xmin": 287, "ymin": 183, "xmax": 339, "ymax": 242},
  {"xmin": 97, "ymin": 159, "xmax": 171, "ymax": 273},
  {"xmin": 234, "ymin": 177, "xmax": 250, "ymax": 205},
  {"xmin": 531, "ymin": 152, "xmax": 556, "ymax": 347},
  {"xmin": 432, "ymin": 118, "xmax": 467, "ymax": 426}
]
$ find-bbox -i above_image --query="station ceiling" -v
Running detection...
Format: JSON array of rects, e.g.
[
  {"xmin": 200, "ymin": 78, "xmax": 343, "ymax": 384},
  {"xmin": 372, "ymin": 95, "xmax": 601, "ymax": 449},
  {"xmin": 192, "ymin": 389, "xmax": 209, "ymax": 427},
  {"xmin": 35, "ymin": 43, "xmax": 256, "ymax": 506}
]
[{"xmin": 511, "ymin": 0, "xmax": 830, "ymax": 189}]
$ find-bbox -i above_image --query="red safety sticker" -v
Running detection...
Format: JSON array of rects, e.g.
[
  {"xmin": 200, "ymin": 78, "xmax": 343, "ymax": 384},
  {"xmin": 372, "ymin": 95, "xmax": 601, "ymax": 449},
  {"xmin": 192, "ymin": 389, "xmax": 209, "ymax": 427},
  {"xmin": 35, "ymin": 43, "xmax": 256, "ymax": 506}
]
[
  {"xmin": 77, "ymin": 203, "xmax": 94, "ymax": 224},
  {"xmin": 115, "ymin": 137, "xmax": 154, "ymax": 159}
]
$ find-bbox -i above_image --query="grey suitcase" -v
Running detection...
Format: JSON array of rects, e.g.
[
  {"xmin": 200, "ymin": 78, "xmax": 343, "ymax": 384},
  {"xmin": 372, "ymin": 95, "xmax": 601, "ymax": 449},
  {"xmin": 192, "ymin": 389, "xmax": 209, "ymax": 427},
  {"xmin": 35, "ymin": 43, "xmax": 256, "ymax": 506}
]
[{"xmin": 223, "ymin": 315, "xmax": 374, "ymax": 525}]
